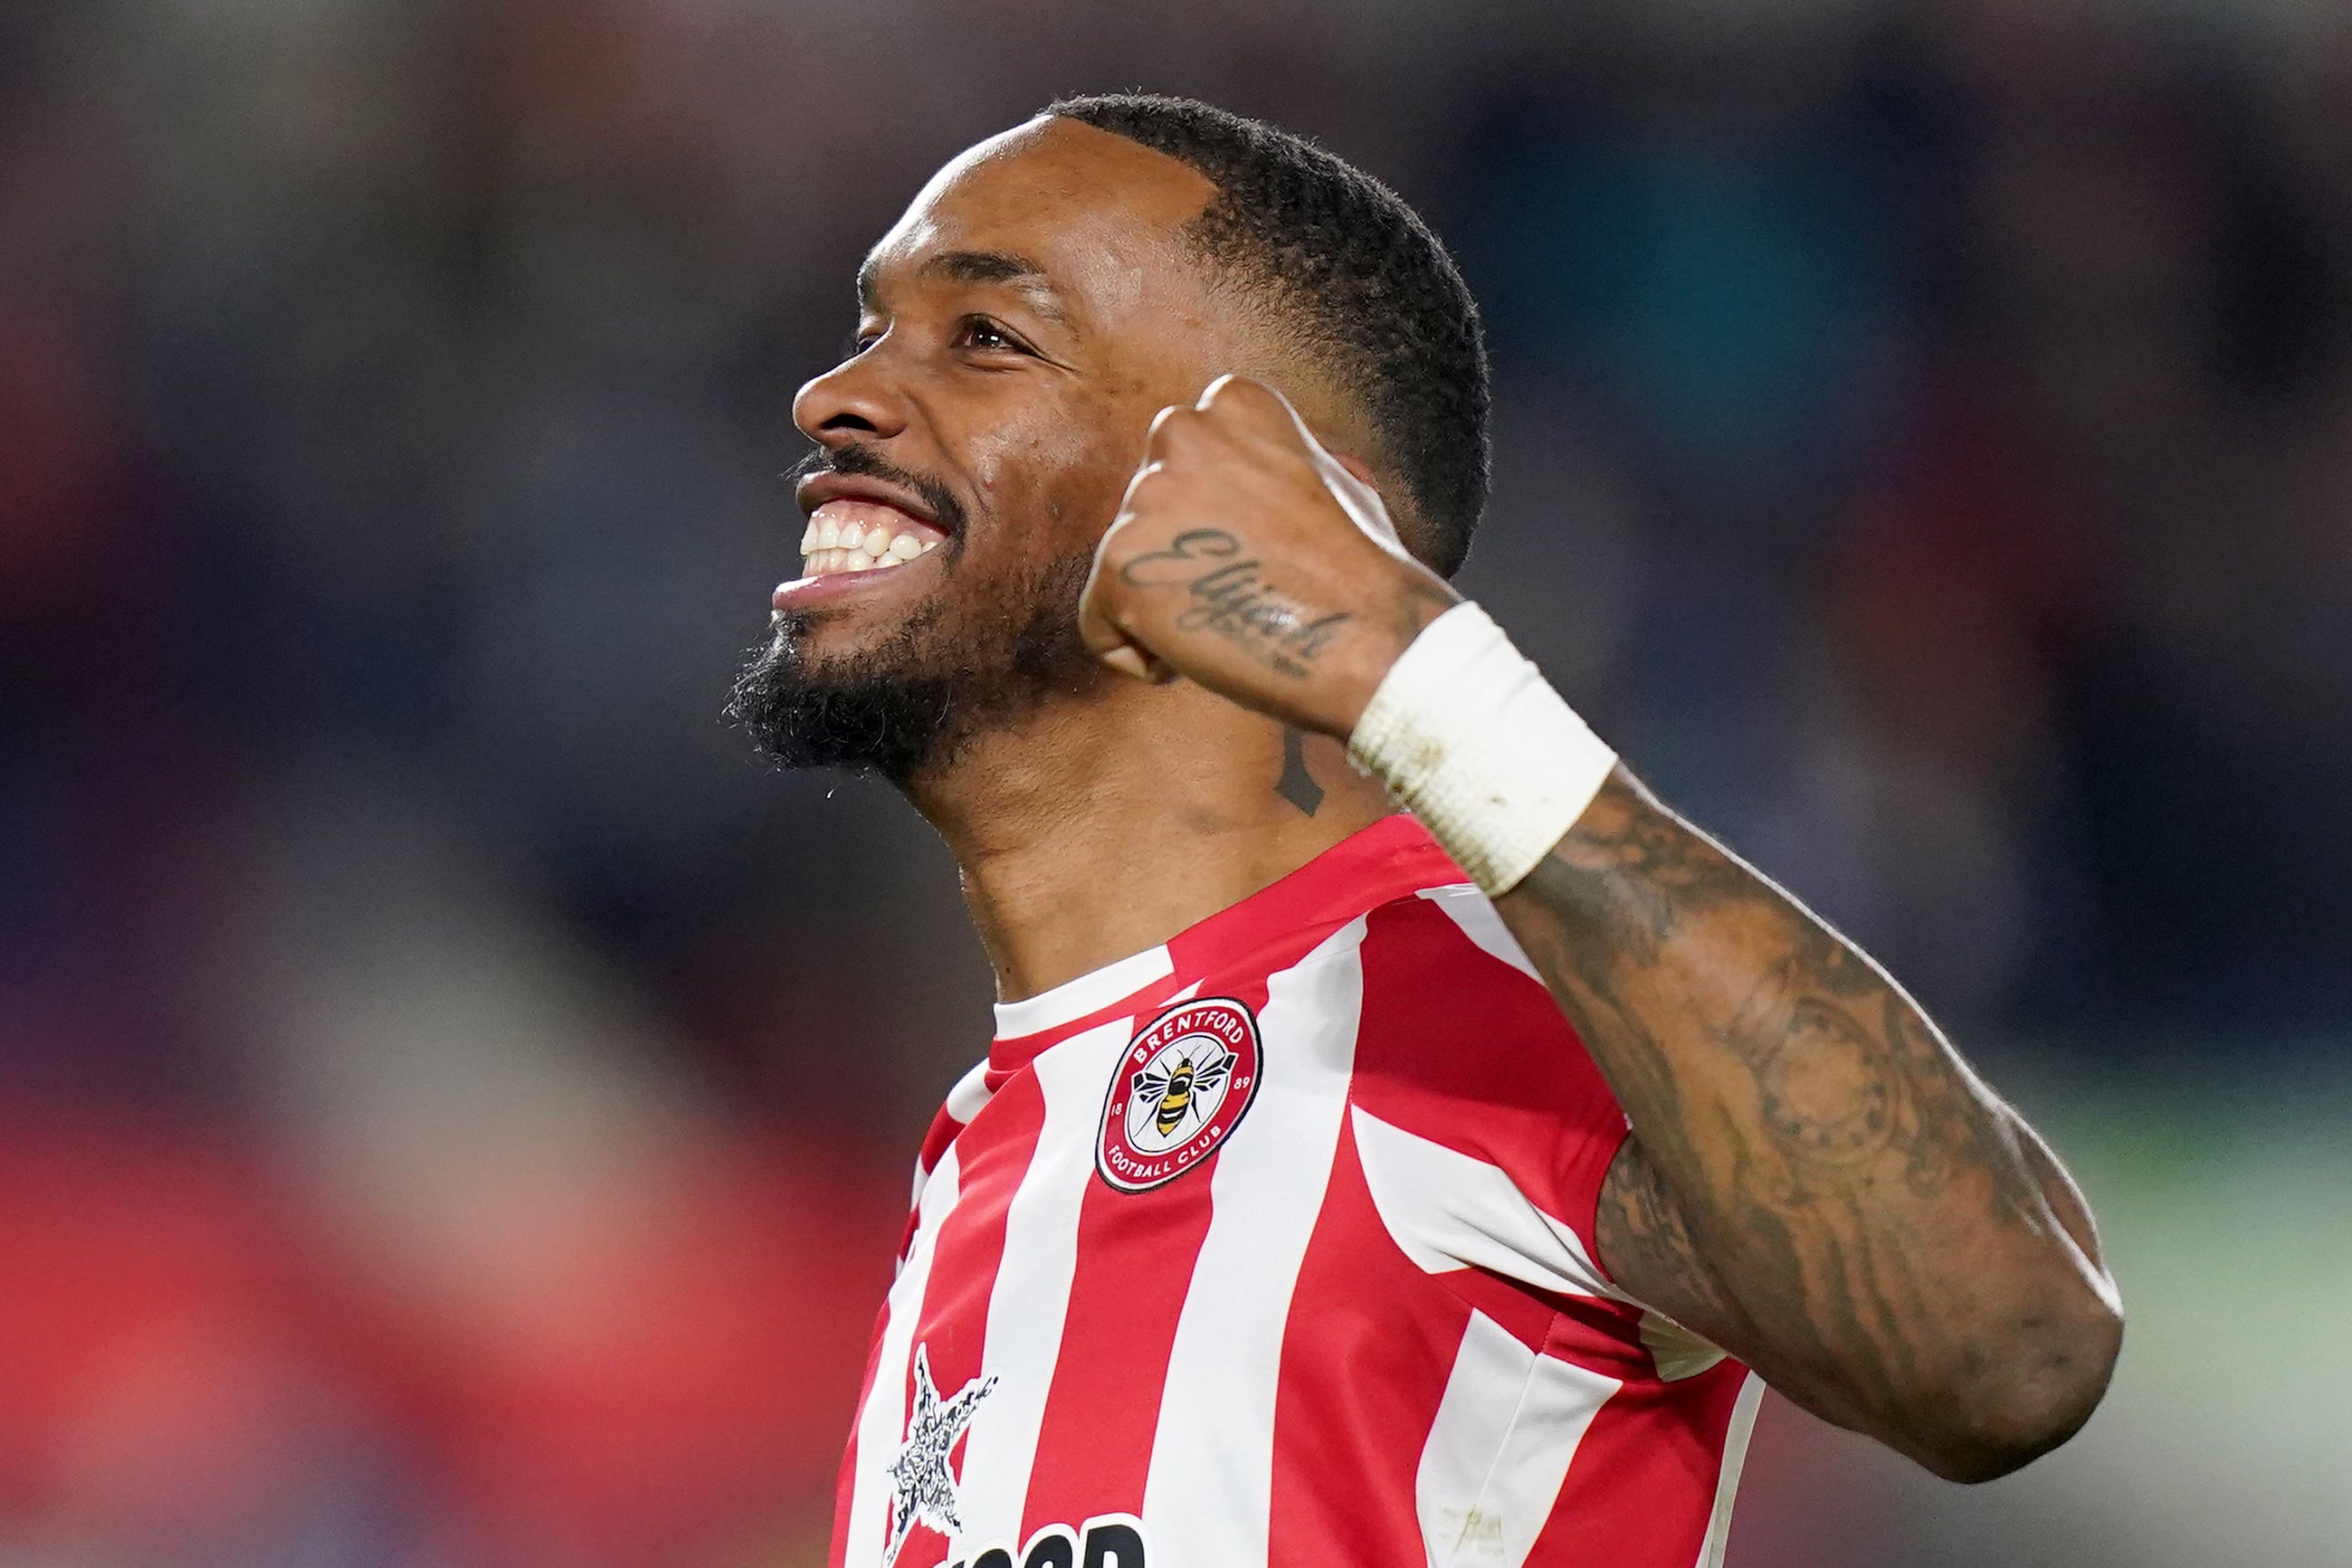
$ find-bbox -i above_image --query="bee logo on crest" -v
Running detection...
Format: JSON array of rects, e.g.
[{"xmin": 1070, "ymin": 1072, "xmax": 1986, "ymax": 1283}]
[
  {"xmin": 1097, "ymin": 998, "xmax": 1262, "ymax": 1194},
  {"xmin": 1136, "ymin": 1048, "xmax": 1232, "ymax": 1139}
]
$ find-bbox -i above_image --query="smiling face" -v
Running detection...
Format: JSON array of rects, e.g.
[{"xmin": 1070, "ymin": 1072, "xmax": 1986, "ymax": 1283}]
[{"xmin": 730, "ymin": 117, "xmax": 1252, "ymax": 783}]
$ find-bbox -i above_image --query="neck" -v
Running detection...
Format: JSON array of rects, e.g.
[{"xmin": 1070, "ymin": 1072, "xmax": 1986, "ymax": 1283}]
[{"xmin": 906, "ymin": 684, "xmax": 1394, "ymax": 1004}]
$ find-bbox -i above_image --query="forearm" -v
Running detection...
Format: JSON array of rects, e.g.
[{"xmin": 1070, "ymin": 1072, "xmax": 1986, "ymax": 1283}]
[{"xmin": 1496, "ymin": 768, "xmax": 2121, "ymax": 1478}]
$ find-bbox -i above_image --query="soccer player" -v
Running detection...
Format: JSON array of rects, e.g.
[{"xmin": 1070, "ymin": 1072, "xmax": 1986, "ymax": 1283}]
[{"xmin": 730, "ymin": 95, "xmax": 2122, "ymax": 1568}]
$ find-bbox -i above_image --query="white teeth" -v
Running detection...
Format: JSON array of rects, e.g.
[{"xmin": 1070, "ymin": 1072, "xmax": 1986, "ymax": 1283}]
[
  {"xmin": 818, "ymin": 517, "xmax": 843, "ymax": 548},
  {"xmin": 839, "ymin": 518, "xmax": 865, "ymax": 550},
  {"xmin": 795, "ymin": 530, "xmax": 941, "ymax": 578}
]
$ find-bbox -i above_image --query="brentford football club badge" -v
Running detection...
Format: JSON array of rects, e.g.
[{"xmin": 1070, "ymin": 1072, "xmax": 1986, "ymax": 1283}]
[{"xmin": 1097, "ymin": 998, "xmax": 1262, "ymax": 1193}]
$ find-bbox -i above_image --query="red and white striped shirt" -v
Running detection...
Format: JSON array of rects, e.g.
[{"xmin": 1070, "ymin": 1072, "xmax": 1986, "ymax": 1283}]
[{"xmin": 831, "ymin": 814, "xmax": 1762, "ymax": 1568}]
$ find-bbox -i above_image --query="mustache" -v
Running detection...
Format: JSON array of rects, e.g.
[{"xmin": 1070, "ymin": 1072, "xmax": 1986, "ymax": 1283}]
[{"xmin": 789, "ymin": 445, "xmax": 968, "ymax": 537}]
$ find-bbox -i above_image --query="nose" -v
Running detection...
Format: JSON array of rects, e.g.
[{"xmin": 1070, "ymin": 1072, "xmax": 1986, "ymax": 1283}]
[{"xmin": 793, "ymin": 349, "xmax": 909, "ymax": 450}]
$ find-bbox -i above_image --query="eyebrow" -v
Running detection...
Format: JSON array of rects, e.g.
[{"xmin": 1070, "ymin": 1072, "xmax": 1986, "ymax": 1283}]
[{"xmin": 857, "ymin": 248, "xmax": 1071, "ymax": 325}]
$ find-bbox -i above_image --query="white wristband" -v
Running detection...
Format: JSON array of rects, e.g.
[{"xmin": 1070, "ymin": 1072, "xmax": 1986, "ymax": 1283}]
[{"xmin": 1347, "ymin": 602, "xmax": 1617, "ymax": 897}]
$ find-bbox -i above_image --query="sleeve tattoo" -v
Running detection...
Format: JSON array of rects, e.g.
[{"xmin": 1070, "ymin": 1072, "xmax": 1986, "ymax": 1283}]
[{"xmin": 1502, "ymin": 770, "xmax": 2119, "ymax": 1476}]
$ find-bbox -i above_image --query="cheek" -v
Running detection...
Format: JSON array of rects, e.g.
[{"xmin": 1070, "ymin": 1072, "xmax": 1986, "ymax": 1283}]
[{"xmin": 960, "ymin": 391, "xmax": 1147, "ymax": 561}]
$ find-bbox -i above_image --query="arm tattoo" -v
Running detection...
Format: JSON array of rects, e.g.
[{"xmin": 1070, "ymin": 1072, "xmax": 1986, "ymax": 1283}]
[
  {"xmin": 1595, "ymin": 1139, "xmax": 1747, "ymax": 1340},
  {"xmin": 1508, "ymin": 770, "xmax": 2116, "ymax": 1468}
]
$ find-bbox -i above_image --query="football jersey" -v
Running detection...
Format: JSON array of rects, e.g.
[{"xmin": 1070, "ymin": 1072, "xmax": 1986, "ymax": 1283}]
[{"xmin": 830, "ymin": 813, "xmax": 1762, "ymax": 1568}]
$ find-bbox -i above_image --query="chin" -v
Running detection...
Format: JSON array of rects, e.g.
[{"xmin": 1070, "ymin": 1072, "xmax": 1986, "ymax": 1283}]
[
  {"xmin": 728, "ymin": 636, "xmax": 958, "ymax": 782},
  {"xmin": 729, "ymin": 550, "xmax": 1100, "ymax": 782}
]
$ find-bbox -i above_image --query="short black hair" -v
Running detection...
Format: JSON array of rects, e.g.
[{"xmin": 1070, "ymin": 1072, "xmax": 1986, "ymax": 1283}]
[{"xmin": 1046, "ymin": 93, "xmax": 1490, "ymax": 577}]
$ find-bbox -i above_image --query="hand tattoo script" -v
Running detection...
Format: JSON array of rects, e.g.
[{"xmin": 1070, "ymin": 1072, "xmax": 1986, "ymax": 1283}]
[{"xmin": 1119, "ymin": 528, "xmax": 1348, "ymax": 679}]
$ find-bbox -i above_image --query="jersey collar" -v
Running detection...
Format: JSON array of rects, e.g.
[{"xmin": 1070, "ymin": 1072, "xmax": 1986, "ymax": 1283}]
[{"xmin": 988, "ymin": 812, "xmax": 1462, "ymax": 1075}]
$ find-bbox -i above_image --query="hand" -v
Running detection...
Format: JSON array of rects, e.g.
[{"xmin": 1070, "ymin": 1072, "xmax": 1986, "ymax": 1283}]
[{"xmin": 1079, "ymin": 375, "xmax": 1460, "ymax": 740}]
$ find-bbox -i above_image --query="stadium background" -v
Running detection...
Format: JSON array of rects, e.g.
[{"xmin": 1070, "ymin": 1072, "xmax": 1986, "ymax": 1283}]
[{"xmin": 5, "ymin": 0, "xmax": 2347, "ymax": 1563}]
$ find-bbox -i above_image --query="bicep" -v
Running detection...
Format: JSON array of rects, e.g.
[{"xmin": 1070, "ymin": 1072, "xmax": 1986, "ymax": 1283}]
[
  {"xmin": 1596, "ymin": 1139, "xmax": 1884, "ymax": 1442},
  {"xmin": 1595, "ymin": 1136, "xmax": 1752, "ymax": 1351}
]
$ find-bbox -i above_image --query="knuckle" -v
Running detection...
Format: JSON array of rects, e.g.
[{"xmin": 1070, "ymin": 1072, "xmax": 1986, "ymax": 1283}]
[
  {"xmin": 1119, "ymin": 459, "xmax": 1165, "ymax": 507},
  {"xmin": 1204, "ymin": 374, "xmax": 1272, "ymax": 414}
]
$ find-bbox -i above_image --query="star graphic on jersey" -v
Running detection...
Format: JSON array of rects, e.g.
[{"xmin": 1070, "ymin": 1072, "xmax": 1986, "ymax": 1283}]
[{"xmin": 881, "ymin": 1345, "xmax": 997, "ymax": 1568}]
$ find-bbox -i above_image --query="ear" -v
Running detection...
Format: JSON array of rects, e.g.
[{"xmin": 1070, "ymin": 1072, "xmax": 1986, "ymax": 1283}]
[{"xmin": 1330, "ymin": 451, "xmax": 1382, "ymax": 492}]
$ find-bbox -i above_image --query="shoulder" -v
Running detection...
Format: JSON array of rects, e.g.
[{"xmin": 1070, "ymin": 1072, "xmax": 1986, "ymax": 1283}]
[
  {"xmin": 1186, "ymin": 879, "xmax": 1546, "ymax": 1040},
  {"xmin": 907, "ymin": 1056, "xmax": 995, "ymax": 1214},
  {"xmin": 1350, "ymin": 884, "xmax": 1584, "ymax": 1070},
  {"xmin": 1339, "ymin": 887, "xmax": 1643, "ymax": 1313},
  {"xmin": 1347, "ymin": 883, "xmax": 1627, "ymax": 1153},
  {"xmin": 1362, "ymin": 880, "xmax": 1547, "ymax": 988}
]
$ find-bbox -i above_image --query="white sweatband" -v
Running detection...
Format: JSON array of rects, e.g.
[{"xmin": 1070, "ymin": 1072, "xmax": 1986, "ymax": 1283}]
[{"xmin": 1348, "ymin": 602, "xmax": 1617, "ymax": 897}]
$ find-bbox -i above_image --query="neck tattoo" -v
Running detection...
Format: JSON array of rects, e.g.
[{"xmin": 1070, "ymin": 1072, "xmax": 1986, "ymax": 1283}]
[{"xmin": 1275, "ymin": 725, "xmax": 1326, "ymax": 816}]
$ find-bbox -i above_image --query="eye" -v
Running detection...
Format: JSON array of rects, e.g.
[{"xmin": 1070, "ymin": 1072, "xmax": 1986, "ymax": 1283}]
[
  {"xmin": 845, "ymin": 328, "xmax": 882, "ymax": 357},
  {"xmin": 954, "ymin": 316, "xmax": 1030, "ymax": 356}
]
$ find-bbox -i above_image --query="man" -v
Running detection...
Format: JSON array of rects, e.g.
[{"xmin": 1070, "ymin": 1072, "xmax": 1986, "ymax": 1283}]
[{"xmin": 732, "ymin": 95, "xmax": 2121, "ymax": 1568}]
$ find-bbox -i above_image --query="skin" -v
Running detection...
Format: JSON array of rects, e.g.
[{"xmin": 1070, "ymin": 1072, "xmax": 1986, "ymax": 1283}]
[
  {"xmin": 787, "ymin": 118, "xmax": 1398, "ymax": 996},
  {"xmin": 786, "ymin": 115, "xmax": 2123, "ymax": 1482}
]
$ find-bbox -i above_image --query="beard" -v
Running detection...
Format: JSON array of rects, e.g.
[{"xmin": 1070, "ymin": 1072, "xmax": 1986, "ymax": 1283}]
[{"xmin": 727, "ymin": 550, "xmax": 1100, "ymax": 786}]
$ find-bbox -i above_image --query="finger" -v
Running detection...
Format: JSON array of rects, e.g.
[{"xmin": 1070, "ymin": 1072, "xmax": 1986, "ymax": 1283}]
[
  {"xmin": 1199, "ymin": 377, "xmax": 1359, "ymax": 487},
  {"xmin": 1080, "ymin": 503, "xmax": 1181, "ymax": 685},
  {"xmin": 1195, "ymin": 373, "xmax": 1303, "ymax": 436},
  {"xmin": 1097, "ymin": 642, "xmax": 1173, "ymax": 683},
  {"xmin": 1142, "ymin": 401, "xmax": 1192, "ymax": 457},
  {"xmin": 1079, "ymin": 510, "xmax": 1165, "ymax": 677},
  {"xmin": 1195, "ymin": 372, "xmax": 1243, "ymax": 412},
  {"xmin": 1199, "ymin": 376, "xmax": 1411, "ymax": 557},
  {"xmin": 1310, "ymin": 446, "xmax": 1411, "ymax": 556},
  {"xmin": 1077, "ymin": 526, "xmax": 1125, "ymax": 649},
  {"xmin": 1115, "ymin": 458, "xmax": 1165, "ymax": 514},
  {"xmin": 1077, "ymin": 584, "xmax": 1171, "ymax": 682}
]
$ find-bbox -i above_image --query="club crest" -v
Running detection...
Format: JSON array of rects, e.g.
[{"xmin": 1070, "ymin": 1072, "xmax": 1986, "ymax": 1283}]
[{"xmin": 1096, "ymin": 998, "xmax": 1262, "ymax": 1193}]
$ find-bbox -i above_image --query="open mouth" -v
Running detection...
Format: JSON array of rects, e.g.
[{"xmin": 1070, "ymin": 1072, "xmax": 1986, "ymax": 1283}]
[
  {"xmin": 796, "ymin": 499, "xmax": 947, "ymax": 577},
  {"xmin": 772, "ymin": 467, "xmax": 958, "ymax": 613}
]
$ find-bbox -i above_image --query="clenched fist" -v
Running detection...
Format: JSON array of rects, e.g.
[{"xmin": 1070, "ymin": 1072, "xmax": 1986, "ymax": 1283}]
[{"xmin": 1079, "ymin": 375, "xmax": 1461, "ymax": 741}]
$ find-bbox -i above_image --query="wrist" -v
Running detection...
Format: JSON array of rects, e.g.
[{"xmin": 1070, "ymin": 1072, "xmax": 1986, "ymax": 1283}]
[
  {"xmin": 1346, "ymin": 602, "xmax": 1618, "ymax": 897},
  {"xmin": 1318, "ymin": 578, "xmax": 1461, "ymax": 740}
]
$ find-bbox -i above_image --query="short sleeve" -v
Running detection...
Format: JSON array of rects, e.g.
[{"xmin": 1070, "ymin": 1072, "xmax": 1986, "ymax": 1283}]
[{"xmin": 1344, "ymin": 886, "xmax": 1635, "ymax": 1308}]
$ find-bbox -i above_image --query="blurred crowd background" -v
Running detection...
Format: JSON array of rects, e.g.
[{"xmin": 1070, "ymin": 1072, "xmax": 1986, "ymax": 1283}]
[{"xmin": 5, "ymin": 0, "xmax": 2348, "ymax": 1563}]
